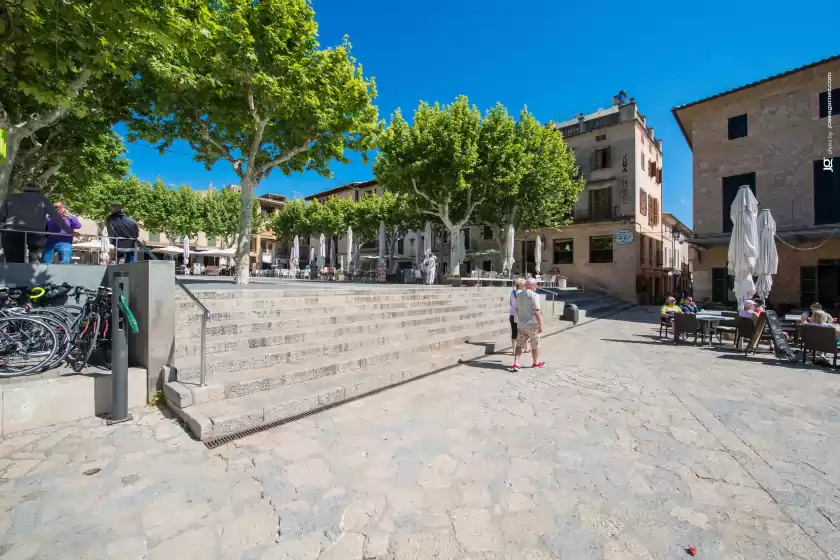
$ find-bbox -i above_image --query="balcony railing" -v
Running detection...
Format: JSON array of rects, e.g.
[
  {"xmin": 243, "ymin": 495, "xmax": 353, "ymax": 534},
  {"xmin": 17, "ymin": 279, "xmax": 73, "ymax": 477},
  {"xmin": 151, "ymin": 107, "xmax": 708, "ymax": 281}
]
[{"xmin": 573, "ymin": 205, "xmax": 622, "ymax": 223}]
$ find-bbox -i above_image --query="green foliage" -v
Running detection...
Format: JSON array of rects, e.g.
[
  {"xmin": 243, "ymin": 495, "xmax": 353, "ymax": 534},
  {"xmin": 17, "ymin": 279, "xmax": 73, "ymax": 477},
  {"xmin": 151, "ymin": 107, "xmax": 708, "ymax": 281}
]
[
  {"xmin": 270, "ymin": 198, "xmax": 311, "ymax": 240},
  {"xmin": 140, "ymin": 180, "xmax": 205, "ymax": 242},
  {"xmin": 0, "ymin": 0, "xmax": 206, "ymax": 196},
  {"xmin": 204, "ymin": 187, "xmax": 264, "ymax": 246},
  {"xmin": 307, "ymin": 197, "xmax": 355, "ymax": 238},
  {"xmin": 476, "ymin": 108, "xmax": 583, "ymax": 232},
  {"xmin": 64, "ymin": 175, "xmax": 150, "ymax": 225},
  {"xmin": 374, "ymin": 96, "xmax": 482, "ymax": 230},
  {"xmin": 127, "ymin": 0, "xmax": 380, "ymax": 282}
]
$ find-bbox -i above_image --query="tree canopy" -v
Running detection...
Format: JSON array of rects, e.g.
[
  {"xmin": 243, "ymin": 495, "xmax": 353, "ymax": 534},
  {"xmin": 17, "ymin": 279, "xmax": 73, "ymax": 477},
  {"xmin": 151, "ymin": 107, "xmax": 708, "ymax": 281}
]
[
  {"xmin": 129, "ymin": 0, "xmax": 380, "ymax": 283},
  {"xmin": 0, "ymin": 0, "xmax": 203, "ymax": 198},
  {"xmin": 203, "ymin": 187, "xmax": 265, "ymax": 247}
]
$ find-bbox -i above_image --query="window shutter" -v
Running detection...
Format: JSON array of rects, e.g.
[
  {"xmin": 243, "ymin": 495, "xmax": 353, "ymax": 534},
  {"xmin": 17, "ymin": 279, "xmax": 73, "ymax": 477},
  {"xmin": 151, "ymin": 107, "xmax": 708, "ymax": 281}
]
[{"xmin": 605, "ymin": 146, "xmax": 611, "ymax": 168}]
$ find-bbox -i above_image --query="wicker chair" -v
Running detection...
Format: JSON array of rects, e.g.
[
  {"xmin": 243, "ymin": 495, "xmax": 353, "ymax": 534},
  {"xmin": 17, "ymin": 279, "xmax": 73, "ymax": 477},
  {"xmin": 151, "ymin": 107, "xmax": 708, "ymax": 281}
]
[
  {"xmin": 674, "ymin": 313, "xmax": 699, "ymax": 345},
  {"xmin": 659, "ymin": 315, "xmax": 672, "ymax": 338},
  {"xmin": 801, "ymin": 325, "xmax": 838, "ymax": 368}
]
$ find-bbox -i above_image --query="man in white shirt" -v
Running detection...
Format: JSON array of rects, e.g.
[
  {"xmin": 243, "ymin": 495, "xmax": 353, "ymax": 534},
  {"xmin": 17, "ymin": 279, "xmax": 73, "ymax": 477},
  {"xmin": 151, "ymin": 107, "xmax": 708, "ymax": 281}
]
[{"xmin": 512, "ymin": 278, "xmax": 545, "ymax": 371}]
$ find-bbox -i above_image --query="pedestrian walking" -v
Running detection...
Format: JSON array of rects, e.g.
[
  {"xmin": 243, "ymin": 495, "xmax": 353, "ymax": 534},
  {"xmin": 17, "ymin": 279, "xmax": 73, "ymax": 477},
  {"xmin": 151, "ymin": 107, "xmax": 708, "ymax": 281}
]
[
  {"xmin": 41, "ymin": 201, "xmax": 81, "ymax": 264},
  {"xmin": 106, "ymin": 204, "xmax": 140, "ymax": 263},
  {"xmin": 0, "ymin": 183, "xmax": 76, "ymax": 263},
  {"xmin": 511, "ymin": 277, "xmax": 545, "ymax": 371},
  {"xmin": 509, "ymin": 278, "xmax": 525, "ymax": 349}
]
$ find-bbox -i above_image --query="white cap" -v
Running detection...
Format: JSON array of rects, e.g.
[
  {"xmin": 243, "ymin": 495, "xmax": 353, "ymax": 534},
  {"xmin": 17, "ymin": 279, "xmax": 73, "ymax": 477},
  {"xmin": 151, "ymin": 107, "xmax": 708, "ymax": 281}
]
[{"xmin": 743, "ymin": 299, "xmax": 755, "ymax": 307}]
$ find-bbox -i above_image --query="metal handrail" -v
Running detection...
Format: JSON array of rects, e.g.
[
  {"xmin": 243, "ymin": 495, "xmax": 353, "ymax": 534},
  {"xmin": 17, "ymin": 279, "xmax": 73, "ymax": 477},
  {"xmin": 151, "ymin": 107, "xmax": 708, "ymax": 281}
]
[{"xmin": 136, "ymin": 240, "xmax": 209, "ymax": 388}]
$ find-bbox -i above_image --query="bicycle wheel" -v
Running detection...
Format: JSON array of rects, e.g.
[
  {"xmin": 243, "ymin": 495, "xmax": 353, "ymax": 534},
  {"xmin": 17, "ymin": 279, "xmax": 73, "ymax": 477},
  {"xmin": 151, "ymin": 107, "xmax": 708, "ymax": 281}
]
[
  {"xmin": 71, "ymin": 312, "xmax": 100, "ymax": 373},
  {"xmin": 0, "ymin": 316, "xmax": 59, "ymax": 376},
  {"xmin": 30, "ymin": 314, "xmax": 72, "ymax": 370}
]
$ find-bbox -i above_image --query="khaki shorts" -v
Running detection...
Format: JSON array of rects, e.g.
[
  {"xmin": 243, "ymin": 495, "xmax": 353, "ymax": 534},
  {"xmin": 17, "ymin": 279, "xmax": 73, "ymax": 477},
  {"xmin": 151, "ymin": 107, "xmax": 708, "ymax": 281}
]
[{"xmin": 516, "ymin": 326, "xmax": 540, "ymax": 349}]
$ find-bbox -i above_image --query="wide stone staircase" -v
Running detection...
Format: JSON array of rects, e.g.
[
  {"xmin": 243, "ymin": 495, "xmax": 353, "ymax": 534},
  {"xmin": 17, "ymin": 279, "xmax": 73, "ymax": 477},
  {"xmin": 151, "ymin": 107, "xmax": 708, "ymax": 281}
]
[
  {"xmin": 165, "ymin": 286, "xmax": 512, "ymax": 442},
  {"xmin": 538, "ymin": 287, "xmax": 633, "ymax": 321}
]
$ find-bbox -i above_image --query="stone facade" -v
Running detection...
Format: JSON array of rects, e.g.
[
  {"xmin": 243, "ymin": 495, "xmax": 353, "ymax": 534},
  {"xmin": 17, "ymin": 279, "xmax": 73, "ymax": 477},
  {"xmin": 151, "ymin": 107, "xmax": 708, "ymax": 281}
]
[{"xmin": 674, "ymin": 55, "xmax": 840, "ymax": 308}]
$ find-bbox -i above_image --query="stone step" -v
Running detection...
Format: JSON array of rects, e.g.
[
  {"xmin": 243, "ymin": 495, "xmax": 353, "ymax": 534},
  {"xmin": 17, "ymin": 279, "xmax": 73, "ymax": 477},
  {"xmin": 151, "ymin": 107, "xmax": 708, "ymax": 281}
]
[
  {"xmin": 175, "ymin": 285, "xmax": 507, "ymax": 301},
  {"xmin": 175, "ymin": 312, "xmax": 507, "ymax": 358},
  {"xmin": 175, "ymin": 305, "xmax": 506, "ymax": 340},
  {"xmin": 174, "ymin": 289, "xmax": 494, "ymax": 312},
  {"xmin": 176, "ymin": 295, "xmax": 506, "ymax": 325},
  {"xmin": 169, "ymin": 336, "xmax": 507, "ymax": 441},
  {"xmin": 166, "ymin": 323, "xmax": 508, "ymax": 406},
  {"xmin": 173, "ymin": 318, "xmax": 510, "ymax": 380},
  {"xmin": 175, "ymin": 299, "xmax": 508, "ymax": 334}
]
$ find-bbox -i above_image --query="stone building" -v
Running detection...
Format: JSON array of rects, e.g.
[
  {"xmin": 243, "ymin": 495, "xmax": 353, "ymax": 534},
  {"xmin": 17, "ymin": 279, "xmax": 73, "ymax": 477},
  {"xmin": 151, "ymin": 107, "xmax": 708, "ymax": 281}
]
[
  {"xmin": 512, "ymin": 93, "xmax": 667, "ymax": 303},
  {"xmin": 673, "ymin": 54, "xmax": 840, "ymax": 309},
  {"xmin": 661, "ymin": 212, "xmax": 694, "ymax": 296}
]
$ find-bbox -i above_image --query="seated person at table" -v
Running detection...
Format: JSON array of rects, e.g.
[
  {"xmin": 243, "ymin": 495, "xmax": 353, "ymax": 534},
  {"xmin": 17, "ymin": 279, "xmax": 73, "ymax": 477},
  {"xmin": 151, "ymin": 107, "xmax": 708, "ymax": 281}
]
[
  {"xmin": 739, "ymin": 300, "xmax": 760, "ymax": 324},
  {"xmin": 680, "ymin": 296, "xmax": 700, "ymax": 314},
  {"xmin": 661, "ymin": 296, "xmax": 682, "ymax": 326},
  {"xmin": 801, "ymin": 302, "xmax": 832, "ymax": 323}
]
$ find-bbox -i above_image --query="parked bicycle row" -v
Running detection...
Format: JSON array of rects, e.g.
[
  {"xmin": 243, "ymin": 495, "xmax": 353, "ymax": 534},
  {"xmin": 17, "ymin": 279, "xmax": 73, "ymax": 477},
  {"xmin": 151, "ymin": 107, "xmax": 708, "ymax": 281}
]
[{"xmin": 0, "ymin": 282, "xmax": 137, "ymax": 377}]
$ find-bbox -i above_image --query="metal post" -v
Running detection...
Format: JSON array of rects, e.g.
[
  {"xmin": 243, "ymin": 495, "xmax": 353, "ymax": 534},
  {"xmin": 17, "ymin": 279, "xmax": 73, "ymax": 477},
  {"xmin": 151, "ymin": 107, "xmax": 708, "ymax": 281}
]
[
  {"xmin": 109, "ymin": 271, "xmax": 132, "ymax": 424},
  {"xmin": 200, "ymin": 310, "xmax": 208, "ymax": 387}
]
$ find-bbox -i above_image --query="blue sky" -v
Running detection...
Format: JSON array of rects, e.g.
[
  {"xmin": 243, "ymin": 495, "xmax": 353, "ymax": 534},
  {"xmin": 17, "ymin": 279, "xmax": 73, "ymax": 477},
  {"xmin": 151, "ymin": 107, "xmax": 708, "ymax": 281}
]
[{"xmin": 118, "ymin": 0, "xmax": 838, "ymax": 226}]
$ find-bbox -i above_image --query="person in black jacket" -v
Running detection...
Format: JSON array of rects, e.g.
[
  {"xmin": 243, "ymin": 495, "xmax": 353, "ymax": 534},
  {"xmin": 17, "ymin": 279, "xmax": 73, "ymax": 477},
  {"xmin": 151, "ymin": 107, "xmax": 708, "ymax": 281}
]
[{"xmin": 106, "ymin": 204, "xmax": 140, "ymax": 263}]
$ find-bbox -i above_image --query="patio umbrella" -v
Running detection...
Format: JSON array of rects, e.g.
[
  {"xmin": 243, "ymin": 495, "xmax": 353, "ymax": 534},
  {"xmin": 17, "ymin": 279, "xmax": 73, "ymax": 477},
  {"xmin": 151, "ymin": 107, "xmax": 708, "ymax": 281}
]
[
  {"xmin": 346, "ymin": 226, "xmax": 353, "ymax": 269},
  {"xmin": 329, "ymin": 235, "xmax": 336, "ymax": 266},
  {"xmin": 271, "ymin": 243, "xmax": 276, "ymax": 267},
  {"xmin": 319, "ymin": 233, "xmax": 326, "ymax": 260},
  {"xmin": 755, "ymin": 209, "xmax": 778, "ymax": 301},
  {"xmin": 503, "ymin": 224, "xmax": 515, "ymax": 277},
  {"xmin": 153, "ymin": 245, "xmax": 184, "ymax": 255},
  {"xmin": 291, "ymin": 236, "xmax": 300, "ymax": 270},
  {"xmin": 183, "ymin": 236, "xmax": 190, "ymax": 266},
  {"xmin": 727, "ymin": 185, "xmax": 759, "ymax": 309},
  {"xmin": 424, "ymin": 221, "xmax": 432, "ymax": 255},
  {"xmin": 533, "ymin": 235, "xmax": 542, "ymax": 275},
  {"xmin": 353, "ymin": 240, "xmax": 360, "ymax": 272}
]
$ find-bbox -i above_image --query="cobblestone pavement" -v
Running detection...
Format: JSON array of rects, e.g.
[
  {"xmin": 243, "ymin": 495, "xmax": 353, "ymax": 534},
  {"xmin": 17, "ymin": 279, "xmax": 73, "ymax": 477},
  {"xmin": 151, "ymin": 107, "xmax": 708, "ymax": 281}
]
[{"xmin": 2, "ymin": 309, "xmax": 840, "ymax": 559}]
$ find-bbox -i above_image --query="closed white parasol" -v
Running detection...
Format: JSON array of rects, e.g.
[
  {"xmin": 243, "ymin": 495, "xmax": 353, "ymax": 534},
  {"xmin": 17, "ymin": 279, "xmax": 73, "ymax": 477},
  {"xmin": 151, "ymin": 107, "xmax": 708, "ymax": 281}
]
[
  {"xmin": 533, "ymin": 235, "xmax": 542, "ymax": 275},
  {"xmin": 755, "ymin": 209, "xmax": 778, "ymax": 301},
  {"xmin": 291, "ymin": 236, "xmax": 300, "ymax": 270},
  {"xmin": 503, "ymin": 224, "xmax": 515, "ymax": 277},
  {"xmin": 346, "ymin": 226, "xmax": 353, "ymax": 269},
  {"xmin": 727, "ymin": 186, "xmax": 759, "ymax": 309}
]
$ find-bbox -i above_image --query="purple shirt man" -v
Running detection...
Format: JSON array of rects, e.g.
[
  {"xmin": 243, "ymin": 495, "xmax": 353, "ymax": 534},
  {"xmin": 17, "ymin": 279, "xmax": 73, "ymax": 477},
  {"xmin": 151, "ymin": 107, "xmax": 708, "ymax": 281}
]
[{"xmin": 41, "ymin": 201, "xmax": 81, "ymax": 264}]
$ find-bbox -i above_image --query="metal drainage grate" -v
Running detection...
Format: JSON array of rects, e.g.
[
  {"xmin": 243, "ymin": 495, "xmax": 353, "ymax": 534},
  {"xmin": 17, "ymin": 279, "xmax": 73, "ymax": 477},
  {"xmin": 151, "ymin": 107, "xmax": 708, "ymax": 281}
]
[{"xmin": 203, "ymin": 360, "xmax": 464, "ymax": 449}]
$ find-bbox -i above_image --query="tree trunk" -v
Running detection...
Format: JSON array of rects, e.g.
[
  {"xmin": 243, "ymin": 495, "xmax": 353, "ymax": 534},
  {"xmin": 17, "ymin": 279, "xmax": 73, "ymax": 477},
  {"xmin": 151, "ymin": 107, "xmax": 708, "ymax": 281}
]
[
  {"xmin": 0, "ymin": 133, "xmax": 21, "ymax": 200},
  {"xmin": 234, "ymin": 176, "xmax": 255, "ymax": 284},
  {"xmin": 448, "ymin": 225, "xmax": 461, "ymax": 277}
]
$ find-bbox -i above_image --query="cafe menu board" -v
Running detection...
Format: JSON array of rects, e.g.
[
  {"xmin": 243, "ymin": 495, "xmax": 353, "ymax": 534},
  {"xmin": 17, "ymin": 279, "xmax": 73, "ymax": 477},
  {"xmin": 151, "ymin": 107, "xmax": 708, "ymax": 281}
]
[
  {"xmin": 745, "ymin": 310, "xmax": 796, "ymax": 361},
  {"xmin": 766, "ymin": 310, "xmax": 796, "ymax": 361}
]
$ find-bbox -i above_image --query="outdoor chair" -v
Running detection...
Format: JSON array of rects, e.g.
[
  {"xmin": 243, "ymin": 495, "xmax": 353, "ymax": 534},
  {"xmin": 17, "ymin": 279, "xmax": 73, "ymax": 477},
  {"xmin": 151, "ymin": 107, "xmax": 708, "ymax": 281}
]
[
  {"xmin": 801, "ymin": 325, "xmax": 838, "ymax": 368},
  {"xmin": 658, "ymin": 315, "xmax": 672, "ymax": 338},
  {"xmin": 674, "ymin": 313, "xmax": 699, "ymax": 345},
  {"xmin": 714, "ymin": 318, "xmax": 738, "ymax": 344},
  {"xmin": 735, "ymin": 316, "xmax": 772, "ymax": 354}
]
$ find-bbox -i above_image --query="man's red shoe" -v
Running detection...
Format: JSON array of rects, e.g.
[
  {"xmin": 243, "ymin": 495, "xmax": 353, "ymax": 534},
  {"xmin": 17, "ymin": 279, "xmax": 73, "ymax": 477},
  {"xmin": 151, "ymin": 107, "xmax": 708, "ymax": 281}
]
[{"xmin": 533, "ymin": 361, "xmax": 546, "ymax": 368}]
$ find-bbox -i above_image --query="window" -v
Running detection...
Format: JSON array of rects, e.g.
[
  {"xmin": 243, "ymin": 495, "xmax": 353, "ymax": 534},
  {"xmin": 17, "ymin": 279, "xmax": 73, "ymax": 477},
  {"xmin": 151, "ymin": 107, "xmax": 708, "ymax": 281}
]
[
  {"xmin": 640, "ymin": 152, "xmax": 645, "ymax": 171},
  {"xmin": 589, "ymin": 187, "xmax": 612, "ymax": 220},
  {"xmin": 814, "ymin": 157, "xmax": 840, "ymax": 225},
  {"xmin": 483, "ymin": 225, "xmax": 493, "ymax": 240},
  {"xmin": 593, "ymin": 147, "xmax": 611, "ymax": 170},
  {"xmin": 819, "ymin": 89, "xmax": 840, "ymax": 118},
  {"xmin": 148, "ymin": 232, "xmax": 160, "ymax": 243},
  {"xmin": 397, "ymin": 238, "xmax": 404, "ymax": 254},
  {"xmin": 553, "ymin": 239, "xmax": 574, "ymax": 264},
  {"xmin": 463, "ymin": 229, "xmax": 470, "ymax": 250},
  {"xmin": 595, "ymin": 134, "xmax": 607, "ymax": 142},
  {"xmin": 648, "ymin": 198, "xmax": 659, "ymax": 227},
  {"xmin": 639, "ymin": 189, "xmax": 648, "ymax": 215},
  {"xmin": 639, "ymin": 236, "xmax": 645, "ymax": 265},
  {"xmin": 482, "ymin": 260, "xmax": 492, "ymax": 272},
  {"xmin": 656, "ymin": 167, "xmax": 662, "ymax": 185},
  {"xmin": 728, "ymin": 114, "xmax": 748, "ymax": 140},
  {"xmin": 656, "ymin": 240, "xmax": 662, "ymax": 267},
  {"xmin": 589, "ymin": 236, "xmax": 613, "ymax": 263},
  {"xmin": 207, "ymin": 236, "xmax": 217, "ymax": 247},
  {"xmin": 648, "ymin": 160, "xmax": 656, "ymax": 178},
  {"xmin": 722, "ymin": 172, "xmax": 756, "ymax": 233},
  {"xmin": 648, "ymin": 237, "xmax": 653, "ymax": 265}
]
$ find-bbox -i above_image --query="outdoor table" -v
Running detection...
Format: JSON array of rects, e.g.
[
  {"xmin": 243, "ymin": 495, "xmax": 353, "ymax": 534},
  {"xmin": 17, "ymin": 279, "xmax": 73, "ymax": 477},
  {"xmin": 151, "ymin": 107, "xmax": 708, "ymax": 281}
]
[
  {"xmin": 785, "ymin": 314, "xmax": 802, "ymax": 322},
  {"xmin": 694, "ymin": 314, "xmax": 728, "ymax": 345}
]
